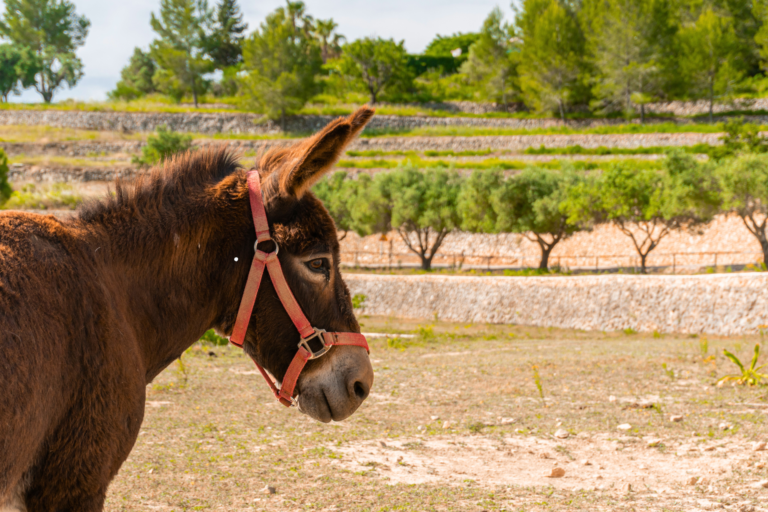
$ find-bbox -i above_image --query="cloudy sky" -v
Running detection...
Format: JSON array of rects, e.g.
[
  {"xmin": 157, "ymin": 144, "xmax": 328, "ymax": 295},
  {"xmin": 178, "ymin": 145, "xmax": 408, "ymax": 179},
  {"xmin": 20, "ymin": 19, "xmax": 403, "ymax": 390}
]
[{"xmin": 4, "ymin": 0, "xmax": 517, "ymax": 103}]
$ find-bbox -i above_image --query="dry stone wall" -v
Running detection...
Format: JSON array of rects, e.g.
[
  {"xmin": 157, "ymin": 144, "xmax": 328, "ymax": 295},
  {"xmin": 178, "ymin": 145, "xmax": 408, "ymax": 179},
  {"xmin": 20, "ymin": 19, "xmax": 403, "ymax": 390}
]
[
  {"xmin": 1, "ymin": 109, "xmax": 766, "ymax": 136},
  {"xmin": 346, "ymin": 272, "xmax": 768, "ymax": 335}
]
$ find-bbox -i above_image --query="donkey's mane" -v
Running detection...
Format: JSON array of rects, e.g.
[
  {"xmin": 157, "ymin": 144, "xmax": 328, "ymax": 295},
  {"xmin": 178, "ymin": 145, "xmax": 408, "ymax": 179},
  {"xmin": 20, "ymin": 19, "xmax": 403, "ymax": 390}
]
[{"xmin": 79, "ymin": 146, "xmax": 242, "ymax": 227}]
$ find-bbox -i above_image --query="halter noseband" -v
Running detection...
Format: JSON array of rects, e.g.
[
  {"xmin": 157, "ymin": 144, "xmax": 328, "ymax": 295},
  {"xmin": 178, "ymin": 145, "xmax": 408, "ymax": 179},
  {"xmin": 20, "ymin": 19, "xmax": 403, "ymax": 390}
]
[{"xmin": 229, "ymin": 170, "xmax": 369, "ymax": 407}]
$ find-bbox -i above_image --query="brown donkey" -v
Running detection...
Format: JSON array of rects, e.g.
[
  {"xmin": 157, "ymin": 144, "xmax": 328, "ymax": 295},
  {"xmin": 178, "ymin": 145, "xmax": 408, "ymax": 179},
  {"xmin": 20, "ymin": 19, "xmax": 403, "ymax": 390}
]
[{"xmin": 0, "ymin": 108, "xmax": 375, "ymax": 511}]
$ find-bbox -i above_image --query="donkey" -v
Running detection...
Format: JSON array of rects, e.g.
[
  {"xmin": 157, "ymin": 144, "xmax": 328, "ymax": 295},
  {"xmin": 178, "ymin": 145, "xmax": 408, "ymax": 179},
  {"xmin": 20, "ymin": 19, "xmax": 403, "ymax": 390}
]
[{"xmin": 0, "ymin": 107, "xmax": 375, "ymax": 511}]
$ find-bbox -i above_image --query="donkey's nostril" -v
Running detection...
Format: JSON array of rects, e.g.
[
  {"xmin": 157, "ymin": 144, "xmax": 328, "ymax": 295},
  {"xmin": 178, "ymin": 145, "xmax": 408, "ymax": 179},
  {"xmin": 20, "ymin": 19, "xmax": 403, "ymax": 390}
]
[{"xmin": 353, "ymin": 381, "xmax": 368, "ymax": 400}]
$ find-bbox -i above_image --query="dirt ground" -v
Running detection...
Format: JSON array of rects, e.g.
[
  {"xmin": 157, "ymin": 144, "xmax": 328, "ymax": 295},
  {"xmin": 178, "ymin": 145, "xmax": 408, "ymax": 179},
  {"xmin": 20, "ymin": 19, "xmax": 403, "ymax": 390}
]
[{"xmin": 102, "ymin": 318, "xmax": 768, "ymax": 511}]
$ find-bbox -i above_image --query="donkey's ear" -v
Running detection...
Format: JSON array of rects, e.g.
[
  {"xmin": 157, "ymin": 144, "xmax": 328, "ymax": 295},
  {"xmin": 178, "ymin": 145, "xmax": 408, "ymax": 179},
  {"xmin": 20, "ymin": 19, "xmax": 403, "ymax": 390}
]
[{"xmin": 279, "ymin": 106, "xmax": 375, "ymax": 198}]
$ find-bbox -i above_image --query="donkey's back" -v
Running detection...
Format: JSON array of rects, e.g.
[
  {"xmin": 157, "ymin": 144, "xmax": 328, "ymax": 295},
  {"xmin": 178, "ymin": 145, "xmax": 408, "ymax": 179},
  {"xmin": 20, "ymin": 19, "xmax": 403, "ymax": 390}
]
[{"xmin": 0, "ymin": 211, "xmax": 146, "ymax": 511}]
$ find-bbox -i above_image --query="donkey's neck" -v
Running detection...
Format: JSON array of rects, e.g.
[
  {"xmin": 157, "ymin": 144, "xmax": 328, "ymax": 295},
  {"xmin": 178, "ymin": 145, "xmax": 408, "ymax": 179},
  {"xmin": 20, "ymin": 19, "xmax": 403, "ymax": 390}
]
[{"xmin": 82, "ymin": 173, "xmax": 255, "ymax": 381}]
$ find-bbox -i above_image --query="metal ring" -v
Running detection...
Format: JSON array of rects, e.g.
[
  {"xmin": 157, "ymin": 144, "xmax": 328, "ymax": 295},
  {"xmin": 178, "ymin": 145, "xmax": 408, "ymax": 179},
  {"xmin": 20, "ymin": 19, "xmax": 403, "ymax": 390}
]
[{"xmin": 254, "ymin": 239, "xmax": 279, "ymax": 256}]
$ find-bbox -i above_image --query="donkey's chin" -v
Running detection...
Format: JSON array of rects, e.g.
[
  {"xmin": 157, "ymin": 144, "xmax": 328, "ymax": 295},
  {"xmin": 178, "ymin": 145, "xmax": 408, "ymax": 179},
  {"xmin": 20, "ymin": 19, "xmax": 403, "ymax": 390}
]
[{"xmin": 296, "ymin": 347, "xmax": 373, "ymax": 423}]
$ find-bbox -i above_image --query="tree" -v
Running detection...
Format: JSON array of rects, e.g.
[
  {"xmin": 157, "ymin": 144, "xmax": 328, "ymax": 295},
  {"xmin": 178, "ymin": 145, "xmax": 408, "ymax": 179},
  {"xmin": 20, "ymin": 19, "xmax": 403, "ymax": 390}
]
[
  {"xmin": 677, "ymin": 8, "xmax": 742, "ymax": 123},
  {"xmin": 517, "ymin": 0, "xmax": 584, "ymax": 121},
  {"xmin": 424, "ymin": 32, "xmax": 479, "ymax": 59},
  {"xmin": 0, "ymin": 0, "xmax": 90, "ymax": 103},
  {"xmin": 717, "ymin": 154, "xmax": 768, "ymax": 265},
  {"xmin": 0, "ymin": 44, "xmax": 36, "ymax": 101},
  {"xmin": 239, "ymin": 2, "xmax": 321, "ymax": 121},
  {"xmin": 109, "ymin": 48, "xmax": 157, "ymax": 101},
  {"xmin": 357, "ymin": 167, "xmax": 461, "ymax": 271},
  {"xmin": 492, "ymin": 167, "xmax": 582, "ymax": 270},
  {"xmin": 332, "ymin": 37, "xmax": 412, "ymax": 104},
  {"xmin": 457, "ymin": 168, "xmax": 504, "ymax": 233},
  {"xmin": 313, "ymin": 18, "xmax": 344, "ymax": 64},
  {"xmin": 460, "ymin": 7, "xmax": 518, "ymax": 104},
  {"xmin": 313, "ymin": 171, "xmax": 359, "ymax": 240},
  {"xmin": 150, "ymin": 0, "xmax": 214, "ymax": 107},
  {"xmin": 588, "ymin": 0, "xmax": 668, "ymax": 122},
  {"xmin": 565, "ymin": 157, "xmax": 717, "ymax": 273},
  {"xmin": 203, "ymin": 0, "xmax": 247, "ymax": 69}
]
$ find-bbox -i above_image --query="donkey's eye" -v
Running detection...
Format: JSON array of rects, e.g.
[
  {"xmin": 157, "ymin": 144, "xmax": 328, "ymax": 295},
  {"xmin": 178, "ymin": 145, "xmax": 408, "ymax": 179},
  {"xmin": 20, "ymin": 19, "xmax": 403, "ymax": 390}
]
[{"xmin": 306, "ymin": 258, "xmax": 329, "ymax": 273}]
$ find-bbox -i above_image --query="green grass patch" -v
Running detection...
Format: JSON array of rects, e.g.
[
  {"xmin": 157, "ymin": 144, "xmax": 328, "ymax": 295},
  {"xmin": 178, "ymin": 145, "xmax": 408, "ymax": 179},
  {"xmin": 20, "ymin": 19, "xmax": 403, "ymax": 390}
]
[
  {"xmin": 336, "ymin": 156, "xmax": 661, "ymax": 171},
  {"xmin": 2, "ymin": 183, "xmax": 82, "ymax": 210}
]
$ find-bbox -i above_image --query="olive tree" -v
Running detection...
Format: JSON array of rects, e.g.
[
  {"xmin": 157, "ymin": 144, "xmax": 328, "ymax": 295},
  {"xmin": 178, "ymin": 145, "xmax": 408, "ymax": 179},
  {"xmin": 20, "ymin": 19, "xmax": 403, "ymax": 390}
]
[{"xmin": 717, "ymin": 154, "xmax": 768, "ymax": 265}]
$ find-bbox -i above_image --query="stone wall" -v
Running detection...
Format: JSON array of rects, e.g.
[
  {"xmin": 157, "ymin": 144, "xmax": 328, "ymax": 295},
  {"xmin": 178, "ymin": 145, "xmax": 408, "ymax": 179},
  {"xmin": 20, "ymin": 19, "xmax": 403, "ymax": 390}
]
[
  {"xmin": 1, "ymin": 109, "xmax": 765, "ymax": 136},
  {"xmin": 346, "ymin": 273, "xmax": 768, "ymax": 335}
]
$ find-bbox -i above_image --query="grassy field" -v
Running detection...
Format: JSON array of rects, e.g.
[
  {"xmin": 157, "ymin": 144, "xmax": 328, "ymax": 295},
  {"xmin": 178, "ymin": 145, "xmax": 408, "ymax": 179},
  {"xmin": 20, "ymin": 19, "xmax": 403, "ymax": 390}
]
[{"xmin": 104, "ymin": 317, "xmax": 768, "ymax": 511}]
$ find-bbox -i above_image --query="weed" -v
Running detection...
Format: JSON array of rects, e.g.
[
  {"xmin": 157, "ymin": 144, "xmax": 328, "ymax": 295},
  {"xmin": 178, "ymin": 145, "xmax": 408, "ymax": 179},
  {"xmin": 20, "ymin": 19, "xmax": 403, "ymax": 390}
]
[
  {"xmin": 653, "ymin": 330, "xmax": 662, "ymax": 339},
  {"xmin": 699, "ymin": 337, "xmax": 709, "ymax": 358},
  {"xmin": 662, "ymin": 363, "xmax": 675, "ymax": 379},
  {"xmin": 2, "ymin": 183, "xmax": 82, "ymax": 210},
  {"xmin": 132, "ymin": 125, "xmax": 193, "ymax": 167},
  {"xmin": 623, "ymin": 327, "xmax": 638, "ymax": 335},
  {"xmin": 199, "ymin": 329, "xmax": 228, "ymax": 347},
  {"xmin": 718, "ymin": 344, "xmax": 767, "ymax": 386},
  {"xmin": 416, "ymin": 324, "xmax": 436, "ymax": 342},
  {"xmin": 532, "ymin": 365, "xmax": 545, "ymax": 403}
]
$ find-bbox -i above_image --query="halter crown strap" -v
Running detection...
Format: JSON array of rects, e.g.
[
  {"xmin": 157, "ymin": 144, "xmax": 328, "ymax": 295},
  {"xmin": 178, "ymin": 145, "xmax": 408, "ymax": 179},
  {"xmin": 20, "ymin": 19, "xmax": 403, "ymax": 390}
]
[{"xmin": 229, "ymin": 170, "xmax": 369, "ymax": 407}]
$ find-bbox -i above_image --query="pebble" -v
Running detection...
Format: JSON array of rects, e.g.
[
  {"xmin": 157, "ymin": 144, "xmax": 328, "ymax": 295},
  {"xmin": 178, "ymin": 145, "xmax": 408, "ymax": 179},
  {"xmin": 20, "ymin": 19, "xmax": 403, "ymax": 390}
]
[
  {"xmin": 378, "ymin": 441, "xmax": 387, "ymax": 448},
  {"xmin": 430, "ymin": 415, "xmax": 439, "ymax": 421},
  {"xmin": 753, "ymin": 441, "xmax": 767, "ymax": 452},
  {"xmin": 750, "ymin": 480, "xmax": 768, "ymax": 489},
  {"xmin": 719, "ymin": 422, "xmax": 732, "ymax": 431},
  {"xmin": 546, "ymin": 467, "xmax": 566, "ymax": 478},
  {"xmin": 581, "ymin": 459, "xmax": 592, "ymax": 466},
  {"xmin": 617, "ymin": 424, "xmax": 632, "ymax": 431},
  {"xmin": 554, "ymin": 429, "xmax": 570, "ymax": 439},
  {"xmin": 647, "ymin": 438, "xmax": 662, "ymax": 448},
  {"xmin": 686, "ymin": 476, "xmax": 702, "ymax": 486},
  {"xmin": 500, "ymin": 417, "xmax": 515, "ymax": 425},
  {"xmin": 670, "ymin": 415, "xmax": 683, "ymax": 422},
  {"xmin": 609, "ymin": 395, "xmax": 617, "ymax": 402},
  {"xmin": 262, "ymin": 485, "xmax": 276, "ymax": 495},
  {"xmin": 620, "ymin": 482, "xmax": 632, "ymax": 493},
  {"xmin": 442, "ymin": 421, "xmax": 453, "ymax": 429}
]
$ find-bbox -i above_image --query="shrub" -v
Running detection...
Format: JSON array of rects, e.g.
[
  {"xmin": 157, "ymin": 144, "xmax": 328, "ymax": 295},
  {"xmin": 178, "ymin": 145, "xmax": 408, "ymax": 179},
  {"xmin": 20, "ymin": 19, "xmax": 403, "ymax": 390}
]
[
  {"xmin": 0, "ymin": 148, "xmax": 11, "ymax": 205},
  {"xmin": 132, "ymin": 125, "xmax": 193, "ymax": 167}
]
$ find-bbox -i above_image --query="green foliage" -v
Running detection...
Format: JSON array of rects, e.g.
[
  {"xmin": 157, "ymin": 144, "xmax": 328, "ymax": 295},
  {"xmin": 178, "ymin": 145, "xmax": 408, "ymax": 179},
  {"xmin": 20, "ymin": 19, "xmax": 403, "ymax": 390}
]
[
  {"xmin": 199, "ymin": 329, "xmax": 228, "ymax": 346},
  {"xmin": 312, "ymin": 18, "xmax": 344, "ymax": 64},
  {"xmin": 2, "ymin": 182, "xmax": 81, "ymax": 210},
  {"xmin": 457, "ymin": 169, "xmax": 504, "ymax": 233},
  {"xmin": 677, "ymin": 8, "xmax": 743, "ymax": 122},
  {"xmin": 716, "ymin": 153, "xmax": 768, "ymax": 262},
  {"xmin": 424, "ymin": 32, "xmax": 479, "ymax": 59},
  {"xmin": 150, "ymin": 0, "xmax": 214, "ymax": 107},
  {"xmin": 351, "ymin": 294, "xmax": 366, "ymax": 309},
  {"xmin": 461, "ymin": 7, "xmax": 518, "ymax": 103},
  {"xmin": 203, "ymin": 0, "xmax": 248, "ymax": 69},
  {"xmin": 517, "ymin": 0, "xmax": 584, "ymax": 120},
  {"xmin": 330, "ymin": 37, "xmax": 413, "ymax": 104},
  {"xmin": 0, "ymin": 43, "xmax": 36, "ymax": 102},
  {"xmin": 718, "ymin": 344, "xmax": 767, "ymax": 386},
  {"xmin": 132, "ymin": 125, "xmax": 193, "ymax": 167},
  {"xmin": 0, "ymin": 0, "xmax": 90, "ymax": 103},
  {"xmin": 492, "ymin": 166, "xmax": 584, "ymax": 269},
  {"xmin": 716, "ymin": 117, "xmax": 768, "ymax": 158},
  {"xmin": 109, "ymin": 48, "xmax": 157, "ymax": 101},
  {"xmin": 239, "ymin": 2, "xmax": 321, "ymax": 120},
  {"xmin": 0, "ymin": 148, "xmax": 11, "ymax": 204},
  {"xmin": 532, "ymin": 365, "xmax": 545, "ymax": 403}
]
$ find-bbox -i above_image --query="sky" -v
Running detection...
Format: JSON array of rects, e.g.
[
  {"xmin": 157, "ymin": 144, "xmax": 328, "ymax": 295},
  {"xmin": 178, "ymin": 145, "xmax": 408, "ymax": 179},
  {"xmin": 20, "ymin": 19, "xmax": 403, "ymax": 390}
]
[{"xmin": 3, "ymin": 0, "xmax": 517, "ymax": 103}]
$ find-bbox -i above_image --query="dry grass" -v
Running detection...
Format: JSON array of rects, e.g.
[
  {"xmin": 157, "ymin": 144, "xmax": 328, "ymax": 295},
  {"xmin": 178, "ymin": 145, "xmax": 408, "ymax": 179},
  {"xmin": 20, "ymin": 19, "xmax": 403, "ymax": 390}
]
[{"xmin": 104, "ymin": 318, "xmax": 768, "ymax": 511}]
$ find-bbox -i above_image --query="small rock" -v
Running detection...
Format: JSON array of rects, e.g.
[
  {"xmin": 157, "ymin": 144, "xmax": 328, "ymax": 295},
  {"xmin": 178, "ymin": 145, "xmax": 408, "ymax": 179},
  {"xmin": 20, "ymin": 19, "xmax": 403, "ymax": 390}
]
[
  {"xmin": 378, "ymin": 441, "xmax": 387, "ymax": 448},
  {"xmin": 670, "ymin": 415, "xmax": 683, "ymax": 422},
  {"xmin": 609, "ymin": 395, "xmax": 617, "ymax": 402},
  {"xmin": 417, "ymin": 425, "xmax": 424, "ymax": 431},
  {"xmin": 647, "ymin": 438, "xmax": 662, "ymax": 448},
  {"xmin": 639, "ymin": 464, "xmax": 647, "ymax": 470},
  {"xmin": 430, "ymin": 415, "xmax": 439, "ymax": 421},
  {"xmin": 442, "ymin": 421, "xmax": 452, "ymax": 429},
  {"xmin": 620, "ymin": 482, "xmax": 632, "ymax": 493},
  {"xmin": 756, "ymin": 462, "xmax": 766, "ymax": 469},
  {"xmin": 554, "ymin": 429, "xmax": 570, "ymax": 439},
  {"xmin": 753, "ymin": 441, "xmax": 767, "ymax": 452},
  {"xmin": 617, "ymin": 423, "xmax": 632, "ymax": 431},
  {"xmin": 500, "ymin": 417, "xmax": 515, "ymax": 425},
  {"xmin": 751, "ymin": 480, "xmax": 768, "ymax": 489},
  {"xmin": 546, "ymin": 467, "xmax": 566, "ymax": 478},
  {"xmin": 719, "ymin": 422, "xmax": 732, "ymax": 431},
  {"xmin": 262, "ymin": 485, "xmax": 276, "ymax": 495},
  {"xmin": 686, "ymin": 476, "xmax": 701, "ymax": 486},
  {"xmin": 581, "ymin": 459, "xmax": 592, "ymax": 466}
]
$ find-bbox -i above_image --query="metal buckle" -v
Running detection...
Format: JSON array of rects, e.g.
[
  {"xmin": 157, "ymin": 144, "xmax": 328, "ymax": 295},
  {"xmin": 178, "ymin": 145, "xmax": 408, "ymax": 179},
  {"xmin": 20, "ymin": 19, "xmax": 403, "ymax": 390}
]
[
  {"xmin": 254, "ymin": 238, "xmax": 279, "ymax": 256},
  {"xmin": 298, "ymin": 328, "xmax": 330, "ymax": 360}
]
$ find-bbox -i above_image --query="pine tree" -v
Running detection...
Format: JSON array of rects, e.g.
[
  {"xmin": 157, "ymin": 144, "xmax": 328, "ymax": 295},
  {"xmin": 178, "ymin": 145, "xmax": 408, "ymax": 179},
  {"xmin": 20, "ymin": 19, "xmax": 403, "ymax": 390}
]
[
  {"xmin": 150, "ymin": 0, "xmax": 214, "ymax": 107},
  {"xmin": 204, "ymin": 0, "xmax": 247, "ymax": 69},
  {"xmin": 109, "ymin": 48, "xmax": 157, "ymax": 100},
  {"xmin": 517, "ymin": 0, "xmax": 584, "ymax": 121}
]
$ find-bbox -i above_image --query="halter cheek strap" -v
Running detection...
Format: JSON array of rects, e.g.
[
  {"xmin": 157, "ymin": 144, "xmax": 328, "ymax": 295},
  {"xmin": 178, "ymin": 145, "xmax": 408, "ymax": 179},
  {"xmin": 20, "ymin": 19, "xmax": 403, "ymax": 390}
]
[{"xmin": 229, "ymin": 170, "xmax": 369, "ymax": 407}]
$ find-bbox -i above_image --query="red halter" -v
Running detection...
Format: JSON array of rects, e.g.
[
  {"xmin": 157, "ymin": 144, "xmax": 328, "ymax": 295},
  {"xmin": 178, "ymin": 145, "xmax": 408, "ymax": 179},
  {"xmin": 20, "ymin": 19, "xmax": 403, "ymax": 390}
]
[{"xmin": 229, "ymin": 170, "xmax": 369, "ymax": 407}]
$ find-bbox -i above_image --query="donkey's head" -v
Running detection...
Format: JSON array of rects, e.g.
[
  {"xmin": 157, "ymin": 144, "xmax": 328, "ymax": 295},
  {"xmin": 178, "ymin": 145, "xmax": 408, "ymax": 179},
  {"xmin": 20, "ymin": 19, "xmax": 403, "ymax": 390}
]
[{"xmin": 238, "ymin": 107, "xmax": 374, "ymax": 423}]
